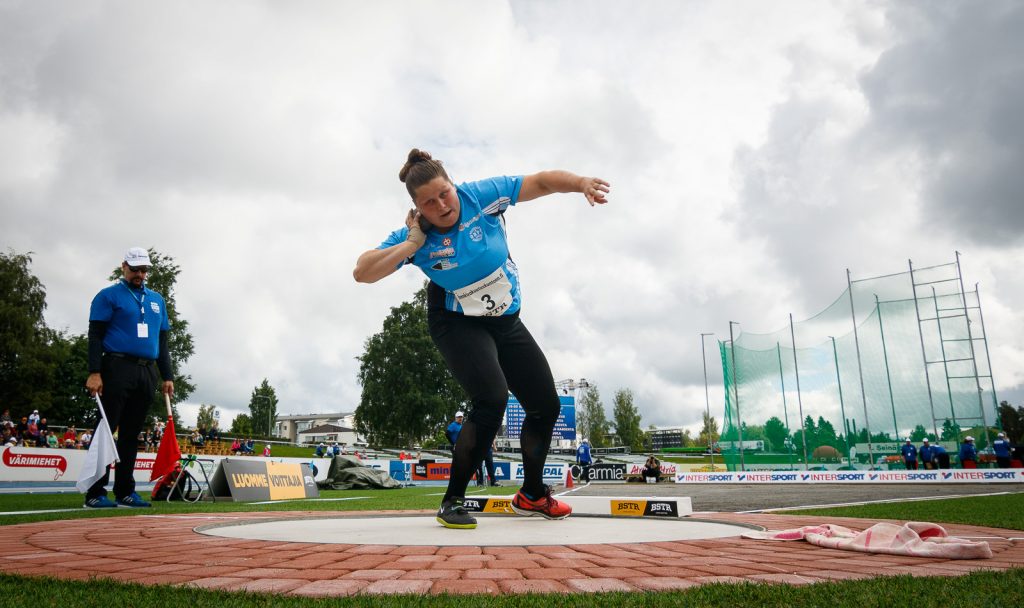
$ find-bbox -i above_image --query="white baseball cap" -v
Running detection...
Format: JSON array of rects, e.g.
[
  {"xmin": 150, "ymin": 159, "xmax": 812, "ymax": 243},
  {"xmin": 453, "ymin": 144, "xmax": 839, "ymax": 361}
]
[
  {"xmin": 455, "ymin": 411, "xmax": 464, "ymax": 418},
  {"xmin": 124, "ymin": 247, "xmax": 151, "ymax": 266},
  {"xmin": 922, "ymin": 438, "xmax": 929, "ymax": 442},
  {"xmin": 965, "ymin": 436, "xmax": 974, "ymax": 441},
  {"xmin": 998, "ymin": 432, "xmax": 1006, "ymax": 437}
]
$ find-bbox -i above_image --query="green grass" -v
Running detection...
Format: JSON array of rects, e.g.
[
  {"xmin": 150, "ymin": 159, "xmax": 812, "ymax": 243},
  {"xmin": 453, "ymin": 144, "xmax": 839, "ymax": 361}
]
[
  {"xmin": 2, "ymin": 490, "xmax": 1022, "ymax": 604},
  {"xmin": 786, "ymin": 492, "xmax": 1024, "ymax": 531},
  {"xmin": 0, "ymin": 485, "xmax": 519, "ymax": 526}
]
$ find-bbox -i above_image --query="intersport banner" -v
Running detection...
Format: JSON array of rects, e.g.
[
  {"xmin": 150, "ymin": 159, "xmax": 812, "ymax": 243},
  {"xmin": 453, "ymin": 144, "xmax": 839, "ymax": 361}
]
[{"xmin": 676, "ymin": 470, "xmax": 1024, "ymax": 484}]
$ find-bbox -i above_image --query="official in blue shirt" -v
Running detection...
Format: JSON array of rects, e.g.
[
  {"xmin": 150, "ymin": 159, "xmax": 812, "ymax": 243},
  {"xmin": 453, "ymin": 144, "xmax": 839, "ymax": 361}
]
[
  {"xmin": 445, "ymin": 412, "xmax": 464, "ymax": 453},
  {"xmin": 355, "ymin": 148, "xmax": 609, "ymax": 529},
  {"xmin": 900, "ymin": 439, "xmax": 918, "ymax": 470},
  {"xmin": 83, "ymin": 248, "xmax": 174, "ymax": 509},
  {"xmin": 919, "ymin": 438, "xmax": 934, "ymax": 469},
  {"xmin": 576, "ymin": 440, "xmax": 593, "ymax": 466},
  {"xmin": 993, "ymin": 432, "xmax": 1012, "ymax": 468},
  {"xmin": 959, "ymin": 436, "xmax": 978, "ymax": 468},
  {"xmin": 931, "ymin": 444, "xmax": 950, "ymax": 469}
]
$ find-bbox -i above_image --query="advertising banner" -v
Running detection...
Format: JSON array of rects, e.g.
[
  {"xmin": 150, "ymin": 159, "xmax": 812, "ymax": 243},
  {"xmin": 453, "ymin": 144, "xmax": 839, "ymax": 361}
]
[
  {"xmin": 208, "ymin": 458, "xmax": 318, "ymax": 501},
  {"xmin": 676, "ymin": 469, "xmax": 1024, "ymax": 484}
]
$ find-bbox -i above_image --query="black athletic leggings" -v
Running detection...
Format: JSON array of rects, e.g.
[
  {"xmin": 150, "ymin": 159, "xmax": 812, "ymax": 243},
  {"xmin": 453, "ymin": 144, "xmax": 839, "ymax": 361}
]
[{"xmin": 428, "ymin": 309, "xmax": 560, "ymax": 501}]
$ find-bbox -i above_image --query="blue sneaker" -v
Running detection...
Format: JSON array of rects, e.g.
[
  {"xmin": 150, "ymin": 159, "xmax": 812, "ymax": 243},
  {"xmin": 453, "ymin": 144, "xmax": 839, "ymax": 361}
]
[
  {"xmin": 116, "ymin": 492, "xmax": 152, "ymax": 508},
  {"xmin": 84, "ymin": 495, "xmax": 117, "ymax": 509}
]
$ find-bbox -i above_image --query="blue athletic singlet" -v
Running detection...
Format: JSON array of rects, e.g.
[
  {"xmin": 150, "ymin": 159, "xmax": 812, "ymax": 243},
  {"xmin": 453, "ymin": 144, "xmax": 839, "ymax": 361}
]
[{"xmin": 379, "ymin": 175, "xmax": 524, "ymax": 316}]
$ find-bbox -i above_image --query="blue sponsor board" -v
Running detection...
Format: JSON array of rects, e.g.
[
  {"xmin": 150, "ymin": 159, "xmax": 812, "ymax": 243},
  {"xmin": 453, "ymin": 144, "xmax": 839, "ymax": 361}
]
[{"xmin": 505, "ymin": 394, "xmax": 575, "ymax": 439}]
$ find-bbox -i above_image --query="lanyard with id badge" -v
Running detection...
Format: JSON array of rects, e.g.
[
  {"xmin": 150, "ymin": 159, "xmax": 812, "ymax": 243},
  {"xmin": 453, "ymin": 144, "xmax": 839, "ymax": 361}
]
[{"xmin": 123, "ymin": 282, "xmax": 149, "ymax": 338}]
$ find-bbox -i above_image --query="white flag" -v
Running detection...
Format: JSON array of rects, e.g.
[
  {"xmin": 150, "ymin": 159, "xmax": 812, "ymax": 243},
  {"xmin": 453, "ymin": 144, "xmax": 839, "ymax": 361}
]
[{"xmin": 76, "ymin": 396, "xmax": 120, "ymax": 493}]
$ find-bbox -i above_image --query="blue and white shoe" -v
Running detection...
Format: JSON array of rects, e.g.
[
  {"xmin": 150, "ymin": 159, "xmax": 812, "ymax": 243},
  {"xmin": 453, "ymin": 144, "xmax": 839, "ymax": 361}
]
[
  {"xmin": 116, "ymin": 492, "xmax": 152, "ymax": 508},
  {"xmin": 84, "ymin": 495, "xmax": 117, "ymax": 509}
]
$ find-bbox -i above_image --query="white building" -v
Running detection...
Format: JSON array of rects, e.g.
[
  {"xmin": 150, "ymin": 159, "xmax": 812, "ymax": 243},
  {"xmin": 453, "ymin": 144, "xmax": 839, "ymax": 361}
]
[
  {"xmin": 275, "ymin": 412, "xmax": 356, "ymax": 443},
  {"xmin": 297, "ymin": 424, "xmax": 361, "ymax": 446}
]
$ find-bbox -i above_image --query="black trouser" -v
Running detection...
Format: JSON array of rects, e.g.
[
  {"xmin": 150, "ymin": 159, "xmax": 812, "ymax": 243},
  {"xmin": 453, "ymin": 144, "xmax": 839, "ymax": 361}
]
[
  {"xmin": 87, "ymin": 356, "xmax": 157, "ymax": 499},
  {"xmin": 429, "ymin": 310, "xmax": 560, "ymax": 501}
]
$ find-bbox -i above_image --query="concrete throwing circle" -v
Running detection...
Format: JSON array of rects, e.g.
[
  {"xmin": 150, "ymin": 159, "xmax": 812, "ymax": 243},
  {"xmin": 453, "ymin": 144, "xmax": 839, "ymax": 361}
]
[{"xmin": 196, "ymin": 514, "xmax": 756, "ymax": 546}]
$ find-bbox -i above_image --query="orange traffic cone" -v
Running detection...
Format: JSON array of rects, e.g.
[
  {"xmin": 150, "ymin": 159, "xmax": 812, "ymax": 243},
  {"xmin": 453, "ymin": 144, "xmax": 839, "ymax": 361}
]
[{"xmin": 564, "ymin": 465, "xmax": 574, "ymax": 488}]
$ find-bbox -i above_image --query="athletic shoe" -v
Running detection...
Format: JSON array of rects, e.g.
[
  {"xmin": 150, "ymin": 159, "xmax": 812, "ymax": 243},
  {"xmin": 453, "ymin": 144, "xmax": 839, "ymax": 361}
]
[
  {"xmin": 490, "ymin": 480, "xmax": 502, "ymax": 487},
  {"xmin": 436, "ymin": 497, "xmax": 477, "ymax": 529},
  {"xmin": 116, "ymin": 492, "xmax": 152, "ymax": 508},
  {"xmin": 511, "ymin": 485, "xmax": 572, "ymax": 520},
  {"xmin": 83, "ymin": 495, "xmax": 117, "ymax": 509}
]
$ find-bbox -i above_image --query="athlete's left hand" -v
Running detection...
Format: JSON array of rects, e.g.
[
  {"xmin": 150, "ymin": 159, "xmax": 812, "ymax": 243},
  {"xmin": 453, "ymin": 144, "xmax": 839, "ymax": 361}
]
[{"xmin": 580, "ymin": 177, "xmax": 610, "ymax": 206}]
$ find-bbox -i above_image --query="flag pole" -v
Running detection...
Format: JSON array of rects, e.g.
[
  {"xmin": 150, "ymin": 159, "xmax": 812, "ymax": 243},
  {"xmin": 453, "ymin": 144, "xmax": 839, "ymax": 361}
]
[{"xmin": 95, "ymin": 395, "xmax": 120, "ymax": 463}]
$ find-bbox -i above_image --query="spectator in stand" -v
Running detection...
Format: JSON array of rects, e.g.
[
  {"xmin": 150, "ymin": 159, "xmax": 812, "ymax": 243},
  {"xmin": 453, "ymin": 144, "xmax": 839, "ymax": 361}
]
[
  {"xmin": 63, "ymin": 426, "xmax": 78, "ymax": 448},
  {"xmin": 243, "ymin": 438, "xmax": 255, "ymax": 454},
  {"xmin": 0, "ymin": 408, "xmax": 13, "ymax": 428},
  {"xmin": 231, "ymin": 438, "xmax": 241, "ymax": 454},
  {"xmin": 44, "ymin": 430, "xmax": 57, "ymax": 448},
  {"xmin": 263, "ymin": 444, "xmax": 271, "ymax": 457},
  {"xmin": 901, "ymin": 439, "xmax": 918, "ymax": 470},
  {"xmin": 642, "ymin": 455, "xmax": 662, "ymax": 483},
  {"xmin": 337, "ymin": 443, "xmax": 346, "ymax": 456},
  {"xmin": 38, "ymin": 417, "xmax": 49, "ymax": 437},
  {"xmin": 28, "ymin": 409, "xmax": 40, "ymax": 425},
  {"xmin": 919, "ymin": 438, "xmax": 934, "ymax": 469},
  {"xmin": 314, "ymin": 442, "xmax": 326, "ymax": 457},
  {"xmin": 80, "ymin": 429, "xmax": 93, "ymax": 449},
  {"xmin": 15, "ymin": 416, "xmax": 28, "ymax": 442},
  {"xmin": 992, "ymin": 432, "xmax": 1012, "ymax": 468},
  {"xmin": 3, "ymin": 427, "xmax": 16, "ymax": 446},
  {"xmin": 959, "ymin": 436, "xmax": 978, "ymax": 468},
  {"xmin": 25, "ymin": 419, "xmax": 41, "ymax": 446}
]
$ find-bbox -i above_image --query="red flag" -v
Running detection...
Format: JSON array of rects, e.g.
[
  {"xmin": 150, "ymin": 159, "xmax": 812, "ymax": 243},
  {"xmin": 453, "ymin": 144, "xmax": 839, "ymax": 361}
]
[{"xmin": 150, "ymin": 417, "xmax": 182, "ymax": 482}]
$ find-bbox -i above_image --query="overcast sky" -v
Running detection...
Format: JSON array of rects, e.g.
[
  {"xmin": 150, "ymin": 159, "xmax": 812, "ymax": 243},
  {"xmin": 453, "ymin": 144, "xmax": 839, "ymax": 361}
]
[{"xmin": 2, "ymin": 0, "xmax": 1022, "ymax": 432}]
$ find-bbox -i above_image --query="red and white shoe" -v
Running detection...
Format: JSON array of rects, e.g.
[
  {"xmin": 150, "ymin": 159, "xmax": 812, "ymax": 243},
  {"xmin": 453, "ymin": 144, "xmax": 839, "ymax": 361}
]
[{"xmin": 510, "ymin": 485, "xmax": 572, "ymax": 520}]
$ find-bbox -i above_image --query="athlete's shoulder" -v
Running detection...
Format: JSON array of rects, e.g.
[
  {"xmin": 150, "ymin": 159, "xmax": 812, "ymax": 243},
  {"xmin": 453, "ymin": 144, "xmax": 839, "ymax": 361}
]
[{"xmin": 458, "ymin": 176, "xmax": 523, "ymax": 215}]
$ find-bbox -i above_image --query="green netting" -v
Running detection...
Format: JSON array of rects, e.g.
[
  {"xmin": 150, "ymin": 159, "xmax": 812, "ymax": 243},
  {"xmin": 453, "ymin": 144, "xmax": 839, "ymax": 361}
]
[{"xmin": 719, "ymin": 259, "xmax": 999, "ymax": 471}]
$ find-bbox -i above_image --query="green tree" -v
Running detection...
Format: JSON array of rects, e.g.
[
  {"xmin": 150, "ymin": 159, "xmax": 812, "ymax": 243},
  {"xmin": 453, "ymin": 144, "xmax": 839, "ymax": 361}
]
[
  {"xmin": 48, "ymin": 331, "xmax": 91, "ymax": 426},
  {"xmin": 940, "ymin": 418, "xmax": 962, "ymax": 441},
  {"xmin": 230, "ymin": 413, "xmax": 253, "ymax": 435},
  {"xmin": 998, "ymin": 401, "xmax": 1023, "ymax": 442},
  {"xmin": 742, "ymin": 423, "xmax": 765, "ymax": 441},
  {"xmin": 763, "ymin": 416, "xmax": 789, "ymax": 452},
  {"xmin": 356, "ymin": 285, "xmax": 466, "ymax": 447},
  {"xmin": 817, "ymin": 416, "xmax": 839, "ymax": 450},
  {"xmin": 611, "ymin": 388, "xmax": 643, "ymax": 451},
  {"xmin": 248, "ymin": 379, "xmax": 279, "ymax": 437},
  {"xmin": 577, "ymin": 384, "xmax": 610, "ymax": 447},
  {"xmin": 909, "ymin": 424, "xmax": 929, "ymax": 442},
  {"xmin": 0, "ymin": 250, "xmax": 58, "ymax": 414},
  {"xmin": 110, "ymin": 248, "xmax": 195, "ymax": 424},
  {"xmin": 698, "ymin": 411, "xmax": 719, "ymax": 448},
  {"xmin": 196, "ymin": 404, "xmax": 217, "ymax": 431}
]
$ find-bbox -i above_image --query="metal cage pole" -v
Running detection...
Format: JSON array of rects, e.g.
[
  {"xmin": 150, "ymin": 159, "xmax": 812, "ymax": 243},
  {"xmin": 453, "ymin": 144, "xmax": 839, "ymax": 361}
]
[
  {"xmin": 728, "ymin": 322, "xmax": 745, "ymax": 471},
  {"xmin": 700, "ymin": 333, "xmax": 715, "ymax": 469},
  {"xmin": 846, "ymin": 270, "xmax": 875, "ymax": 466},
  {"xmin": 789, "ymin": 314, "xmax": 810, "ymax": 470},
  {"xmin": 955, "ymin": 252, "xmax": 993, "ymax": 450},
  {"xmin": 776, "ymin": 342, "xmax": 794, "ymax": 468},
  {"xmin": 932, "ymin": 286, "xmax": 959, "ymax": 430},
  {"xmin": 909, "ymin": 259, "xmax": 941, "ymax": 440},
  {"xmin": 829, "ymin": 336, "xmax": 852, "ymax": 468},
  {"xmin": 876, "ymin": 295, "xmax": 900, "ymax": 440},
  {"xmin": 975, "ymin": 283, "xmax": 1001, "ymax": 421}
]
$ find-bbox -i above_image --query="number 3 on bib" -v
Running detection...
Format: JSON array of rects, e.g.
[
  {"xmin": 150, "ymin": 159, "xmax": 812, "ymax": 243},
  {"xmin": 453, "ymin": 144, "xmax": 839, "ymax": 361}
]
[{"xmin": 454, "ymin": 267, "xmax": 514, "ymax": 317}]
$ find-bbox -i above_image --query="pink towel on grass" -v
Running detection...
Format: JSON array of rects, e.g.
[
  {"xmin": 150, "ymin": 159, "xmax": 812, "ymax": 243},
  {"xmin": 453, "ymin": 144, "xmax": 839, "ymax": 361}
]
[{"xmin": 742, "ymin": 521, "xmax": 992, "ymax": 559}]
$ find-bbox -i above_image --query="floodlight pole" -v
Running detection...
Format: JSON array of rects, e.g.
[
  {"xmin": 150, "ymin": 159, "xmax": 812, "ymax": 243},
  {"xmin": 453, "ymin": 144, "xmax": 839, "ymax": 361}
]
[
  {"xmin": 700, "ymin": 333, "xmax": 715, "ymax": 469},
  {"xmin": 728, "ymin": 322, "xmax": 745, "ymax": 471},
  {"xmin": 955, "ymin": 252, "xmax": 993, "ymax": 451}
]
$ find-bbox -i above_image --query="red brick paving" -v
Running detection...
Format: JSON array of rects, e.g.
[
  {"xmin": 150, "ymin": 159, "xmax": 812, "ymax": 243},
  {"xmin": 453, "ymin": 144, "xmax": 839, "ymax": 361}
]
[{"xmin": 0, "ymin": 510, "xmax": 1020, "ymax": 595}]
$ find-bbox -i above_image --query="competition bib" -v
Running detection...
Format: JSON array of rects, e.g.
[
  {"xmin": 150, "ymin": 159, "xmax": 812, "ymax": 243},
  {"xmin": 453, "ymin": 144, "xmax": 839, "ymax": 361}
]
[{"xmin": 454, "ymin": 266, "xmax": 514, "ymax": 316}]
